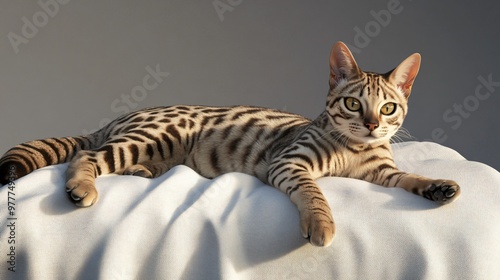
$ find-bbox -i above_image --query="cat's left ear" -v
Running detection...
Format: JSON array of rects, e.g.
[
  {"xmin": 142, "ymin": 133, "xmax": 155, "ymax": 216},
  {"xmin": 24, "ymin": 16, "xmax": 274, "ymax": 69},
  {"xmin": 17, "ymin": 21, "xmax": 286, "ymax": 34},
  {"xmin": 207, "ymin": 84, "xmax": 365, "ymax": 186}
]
[{"xmin": 389, "ymin": 53, "xmax": 421, "ymax": 98}]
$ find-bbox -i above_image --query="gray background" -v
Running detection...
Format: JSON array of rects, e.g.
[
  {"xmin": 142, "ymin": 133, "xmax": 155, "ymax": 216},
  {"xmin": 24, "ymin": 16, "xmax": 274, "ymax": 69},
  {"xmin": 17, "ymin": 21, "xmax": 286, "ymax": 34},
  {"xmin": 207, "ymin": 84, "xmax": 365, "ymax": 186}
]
[{"xmin": 1, "ymin": 0, "xmax": 499, "ymax": 171}]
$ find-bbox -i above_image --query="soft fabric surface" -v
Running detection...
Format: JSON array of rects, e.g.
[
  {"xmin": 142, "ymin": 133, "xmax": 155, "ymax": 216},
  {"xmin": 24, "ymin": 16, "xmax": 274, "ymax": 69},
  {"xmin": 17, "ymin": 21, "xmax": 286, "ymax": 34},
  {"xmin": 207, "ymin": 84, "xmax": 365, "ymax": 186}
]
[{"xmin": 1, "ymin": 141, "xmax": 499, "ymax": 280}]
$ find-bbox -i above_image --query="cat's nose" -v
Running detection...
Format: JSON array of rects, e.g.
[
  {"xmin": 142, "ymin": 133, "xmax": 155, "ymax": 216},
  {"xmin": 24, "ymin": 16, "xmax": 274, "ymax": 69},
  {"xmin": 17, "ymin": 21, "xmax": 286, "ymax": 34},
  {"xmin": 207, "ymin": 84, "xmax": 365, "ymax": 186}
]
[{"xmin": 364, "ymin": 122, "xmax": 379, "ymax": 131}]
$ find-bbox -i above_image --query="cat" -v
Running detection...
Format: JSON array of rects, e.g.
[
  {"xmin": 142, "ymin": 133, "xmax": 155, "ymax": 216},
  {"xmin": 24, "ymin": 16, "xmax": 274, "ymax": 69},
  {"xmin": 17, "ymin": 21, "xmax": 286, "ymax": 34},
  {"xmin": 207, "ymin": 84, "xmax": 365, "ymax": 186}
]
[{"xmin": 0, "ymin": 42, "xmax": 460, "ymax": 247}]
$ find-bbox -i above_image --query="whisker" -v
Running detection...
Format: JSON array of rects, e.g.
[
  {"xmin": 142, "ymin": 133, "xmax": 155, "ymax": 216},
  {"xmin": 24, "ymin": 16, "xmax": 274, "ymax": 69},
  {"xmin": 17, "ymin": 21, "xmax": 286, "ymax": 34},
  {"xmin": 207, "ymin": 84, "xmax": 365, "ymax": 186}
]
[
  {"xmin": 390, "ymin": 127, "xmax": 415, "ymax": 144},
  {"xmin": 393, "ymin": 127, "xmax": 416, "ymax": 142},
  {"xmin": 316, "ymin": 126, "xmax": 349, "ymax": 149}
]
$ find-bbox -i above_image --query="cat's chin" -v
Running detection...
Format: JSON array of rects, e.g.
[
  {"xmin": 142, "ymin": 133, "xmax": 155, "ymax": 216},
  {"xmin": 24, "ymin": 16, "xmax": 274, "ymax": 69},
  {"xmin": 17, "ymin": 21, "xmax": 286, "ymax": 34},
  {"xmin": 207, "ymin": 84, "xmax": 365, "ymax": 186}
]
[{"xmin": 348, "ymin": 135, "xmax": 388, "ymax": 145}]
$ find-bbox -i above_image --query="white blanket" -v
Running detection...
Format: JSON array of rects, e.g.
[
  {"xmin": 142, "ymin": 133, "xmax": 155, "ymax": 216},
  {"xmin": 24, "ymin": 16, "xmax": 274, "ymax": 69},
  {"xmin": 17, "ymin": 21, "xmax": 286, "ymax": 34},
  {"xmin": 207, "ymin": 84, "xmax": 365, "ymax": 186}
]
[{"xmin": 1, "ymin": 141, "xmax": 499, "ymax": 279}]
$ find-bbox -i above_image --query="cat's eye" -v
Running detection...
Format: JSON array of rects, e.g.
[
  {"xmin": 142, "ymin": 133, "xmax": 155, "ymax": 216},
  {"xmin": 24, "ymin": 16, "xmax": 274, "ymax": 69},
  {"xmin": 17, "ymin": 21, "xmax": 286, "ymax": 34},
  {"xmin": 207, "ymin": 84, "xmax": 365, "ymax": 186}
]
[
  {"xmin": 344, "ymin": 97, "xmax": 361, "ymax": 112},
  {"xmin": 380, "ymin": 103, "xmax": 396, "ymax": 115}
]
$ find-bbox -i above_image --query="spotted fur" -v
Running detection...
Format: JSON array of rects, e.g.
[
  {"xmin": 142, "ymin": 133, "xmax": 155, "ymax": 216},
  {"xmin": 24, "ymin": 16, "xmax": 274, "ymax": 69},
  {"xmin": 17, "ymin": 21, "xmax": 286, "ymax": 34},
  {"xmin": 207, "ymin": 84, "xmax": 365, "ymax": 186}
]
[{"xmin": 0, "ymin": 42, "xmax": 460, "ymax": 247}]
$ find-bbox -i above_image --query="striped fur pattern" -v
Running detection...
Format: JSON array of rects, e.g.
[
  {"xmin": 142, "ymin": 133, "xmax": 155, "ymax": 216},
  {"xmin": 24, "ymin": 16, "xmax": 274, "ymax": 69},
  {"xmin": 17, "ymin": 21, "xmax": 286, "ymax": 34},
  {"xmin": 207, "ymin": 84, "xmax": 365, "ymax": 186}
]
[{"xmin": 0, "ymin": 42, "xmax": 460, "ymax": 247}]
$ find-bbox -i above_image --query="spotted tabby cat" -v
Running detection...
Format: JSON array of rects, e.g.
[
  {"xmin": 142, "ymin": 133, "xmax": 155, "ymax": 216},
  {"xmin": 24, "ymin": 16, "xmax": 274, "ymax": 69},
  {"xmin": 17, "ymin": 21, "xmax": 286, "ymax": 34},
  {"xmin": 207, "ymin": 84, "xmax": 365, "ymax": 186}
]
[{"xmin": 0, "ymin": 42, "xmax": 460, "ymax": 247}]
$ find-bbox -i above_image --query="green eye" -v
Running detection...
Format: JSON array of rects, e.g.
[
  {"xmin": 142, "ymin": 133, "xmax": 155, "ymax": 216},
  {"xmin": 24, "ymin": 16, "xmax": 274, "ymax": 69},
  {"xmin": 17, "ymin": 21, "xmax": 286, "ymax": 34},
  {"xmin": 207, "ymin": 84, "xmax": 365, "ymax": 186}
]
[
  {"xmin": 380, "ymin": 102, "xmax": 396, "ymax": 115},
  {"xmin": 344, "ymin": 97, "xmax": 361, "ymax": 111}
]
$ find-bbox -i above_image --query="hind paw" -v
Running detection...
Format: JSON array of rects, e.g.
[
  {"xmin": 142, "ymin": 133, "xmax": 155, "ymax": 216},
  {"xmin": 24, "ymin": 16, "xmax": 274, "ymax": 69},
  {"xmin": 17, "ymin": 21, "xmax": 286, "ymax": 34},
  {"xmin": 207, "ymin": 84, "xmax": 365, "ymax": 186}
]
[{"xmin": 66, "ymin": 179, "xmax": 98, "ymax": 207}]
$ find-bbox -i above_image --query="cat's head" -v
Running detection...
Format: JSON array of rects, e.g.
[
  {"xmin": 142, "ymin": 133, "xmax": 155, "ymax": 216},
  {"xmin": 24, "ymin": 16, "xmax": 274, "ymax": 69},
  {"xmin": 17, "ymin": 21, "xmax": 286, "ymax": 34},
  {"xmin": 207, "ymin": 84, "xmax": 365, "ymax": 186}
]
[{"xmin": 326, "ymin": 41, "xmax": 420, "ymax": 145}]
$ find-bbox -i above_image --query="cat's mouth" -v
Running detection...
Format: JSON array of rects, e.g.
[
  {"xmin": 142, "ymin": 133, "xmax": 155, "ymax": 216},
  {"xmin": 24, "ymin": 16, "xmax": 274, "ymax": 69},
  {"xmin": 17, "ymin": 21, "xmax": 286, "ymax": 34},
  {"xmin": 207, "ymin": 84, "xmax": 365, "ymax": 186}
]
[
  {"xmin": 364, "ymin": 134, "xmax": 382, "ymax": 143},
  {"xmin": 347, "ymin": 131, "xmax": 388, "ymax": 145},
  {"xmin": 367, "ymin": 131, "xmax": 382, "ymax": 138}
]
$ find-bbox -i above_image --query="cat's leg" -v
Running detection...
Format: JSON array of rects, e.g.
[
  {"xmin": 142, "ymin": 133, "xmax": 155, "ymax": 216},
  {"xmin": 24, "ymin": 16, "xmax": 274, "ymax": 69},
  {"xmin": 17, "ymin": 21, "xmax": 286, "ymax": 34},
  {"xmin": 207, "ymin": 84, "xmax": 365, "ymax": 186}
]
[
  {"xmin": 397, "ymin": 175, "xmax": 460, "ymax": 205},
  {"xmin": 267, "ymin": 163, "xmax": 335, "ymax": 247},
  {"xmin": 65, "ymin": 143, "xmax": 180, "ymax": 206},
  {"xmin": 373, "ymin": 168, "xmax": 461, "ymax": 205},
  {"xmin": 64, "ymin": 127, "xmax": 189, "ymax": 206},
  {"xmin": 65, "ymin": 150, "xmax": 102, "ymax": 207},
  {"xmin": 122, "ymin": 159, "xmax": 180, "ymax": 178}
]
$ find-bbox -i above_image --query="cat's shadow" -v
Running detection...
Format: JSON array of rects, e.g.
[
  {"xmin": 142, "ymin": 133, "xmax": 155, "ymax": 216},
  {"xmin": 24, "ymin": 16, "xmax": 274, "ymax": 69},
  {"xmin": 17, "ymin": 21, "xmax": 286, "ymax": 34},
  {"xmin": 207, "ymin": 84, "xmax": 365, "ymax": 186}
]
[
  {"xmin": 36, "ymin": 165, "xmax": 307, "ymax": 274},
  {"xmin": 38, "ymin": 164, "xmax": 82, "ymax": 215},
  {"xmin": 39, "ymin": 189, "xmax": 79, "ymax": 215},
  {"xmin": 39, "ymin": 167, "xmax": 168, "ymax": 216}
]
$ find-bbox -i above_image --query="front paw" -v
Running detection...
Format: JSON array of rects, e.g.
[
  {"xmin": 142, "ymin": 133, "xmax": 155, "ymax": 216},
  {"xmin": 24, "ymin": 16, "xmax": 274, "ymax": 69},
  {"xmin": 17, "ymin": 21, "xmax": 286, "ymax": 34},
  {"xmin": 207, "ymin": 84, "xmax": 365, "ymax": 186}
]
[
  {"xmin": 123, "ymin": 164, "xmax": 153, "ymax": 178},
  {"xmin": 66, "ymin": 179, "xmax": 98, "ymax": 207},
  {"xmin": 300, "ymin": 209, "xmax": 335, "ymax": 247},
  {"xmin": 423, "ymin": 180, "xmax": 461, "ymax": 205}
]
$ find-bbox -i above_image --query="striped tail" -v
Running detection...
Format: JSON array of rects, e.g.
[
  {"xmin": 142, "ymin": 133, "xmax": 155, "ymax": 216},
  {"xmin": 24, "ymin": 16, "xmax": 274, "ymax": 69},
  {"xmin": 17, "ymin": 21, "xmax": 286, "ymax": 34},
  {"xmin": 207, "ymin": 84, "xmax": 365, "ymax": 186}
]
[{"xmin": 0, "ymin": 135, "xmax": 101, "ymax": 185}]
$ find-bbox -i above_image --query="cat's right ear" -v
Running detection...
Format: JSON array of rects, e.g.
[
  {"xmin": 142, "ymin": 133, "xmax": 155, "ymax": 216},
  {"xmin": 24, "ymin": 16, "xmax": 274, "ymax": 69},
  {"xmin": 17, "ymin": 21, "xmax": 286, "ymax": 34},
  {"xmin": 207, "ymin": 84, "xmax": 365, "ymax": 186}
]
[{"xmin": 329, "ymin": 42, "xmax": 360, "ymax": 89}]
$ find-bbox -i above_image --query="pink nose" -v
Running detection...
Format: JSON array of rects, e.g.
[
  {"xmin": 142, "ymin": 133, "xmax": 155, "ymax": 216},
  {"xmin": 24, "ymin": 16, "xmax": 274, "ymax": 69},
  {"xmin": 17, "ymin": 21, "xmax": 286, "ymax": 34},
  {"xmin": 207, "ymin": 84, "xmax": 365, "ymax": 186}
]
[{"xmin": 365, "ymin": 122, "xmax": 379, "ymax": 131}]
